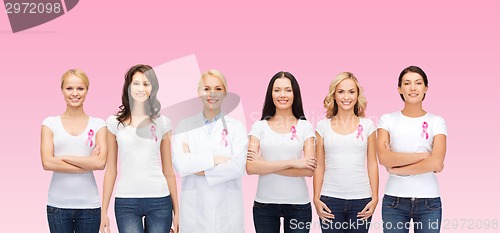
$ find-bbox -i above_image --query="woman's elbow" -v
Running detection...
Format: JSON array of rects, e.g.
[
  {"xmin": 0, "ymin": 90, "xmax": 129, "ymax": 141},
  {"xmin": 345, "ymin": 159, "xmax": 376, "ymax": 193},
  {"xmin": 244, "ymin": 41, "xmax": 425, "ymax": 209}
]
[
  {"xmin": 245, "ymin": 163, "xmax": 257, "ymax": 175},
  {"xmin": 95, "ymin": 162, "xmax": 106, "ymax": 170},
  {"xmin": 42, "ymin": 162, "xmax": 51, "ymax": 171},
  {"xmin": 305, "ymin": 169, "xmax": 314, "ymax": 177}
]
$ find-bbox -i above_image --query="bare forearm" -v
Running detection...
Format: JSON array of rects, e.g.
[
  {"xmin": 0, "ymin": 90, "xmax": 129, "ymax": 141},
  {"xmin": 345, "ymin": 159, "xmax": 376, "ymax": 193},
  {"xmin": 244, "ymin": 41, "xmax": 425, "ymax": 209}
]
[
  {"xmin": 42, "ymin": 158, "xmax": 87, "ymax": 173},
  {"xmin": 390, "ymin": 157, "xmax": 442, "ymax": 175},
  {"xmin": 380, "ymin": 151, "xmax": 427, "ymax": 168},
  {"xmin": 275, "ymin": 168, "xmax": 313, "ymax": 177},
  {"xmin": 313, "ymin": 166, "xmax": 325, "ymax": 199},
  {"xmin": 247, "ymin": 160, "xmax": 294, "ymax": 175},
  {"xmin": 101, "ymin": 170, "xmax": 117, "ymax": 213},
  {"xmin": 367, "ymin": 164, "xmax": 379, "ymax": 200},
  {"xmin": 61, "ymin": 156, "xmax": 105, "ymax": 171},
  {"xmin": 164, "ymin": 170, "xmax": 179, "ymax": 214}
]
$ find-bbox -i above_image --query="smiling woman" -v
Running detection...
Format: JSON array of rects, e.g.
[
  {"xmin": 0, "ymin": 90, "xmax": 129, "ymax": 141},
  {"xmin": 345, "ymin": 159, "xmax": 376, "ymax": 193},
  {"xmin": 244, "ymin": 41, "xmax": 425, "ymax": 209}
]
[
  {"xmin": 247, "ymin": 71, "xmax": 316, "ymax": 233},
  {"xmin": 377, "ymin": 66, "xmax": 448, "ymax": 233},
  {"xmin": 101, "ymin": 64, "xmax": 180, "ymax": 233},
  {"xmin": 313, "ymin": 72, "xmax": 378, "ymax": 233},
  {"xmin": 172, "ymin": 69, "xmax": 248, "ymax": 233},
  {"xmin": 40, "ymin": 68, "xmax": 107, "ymax": 233}
]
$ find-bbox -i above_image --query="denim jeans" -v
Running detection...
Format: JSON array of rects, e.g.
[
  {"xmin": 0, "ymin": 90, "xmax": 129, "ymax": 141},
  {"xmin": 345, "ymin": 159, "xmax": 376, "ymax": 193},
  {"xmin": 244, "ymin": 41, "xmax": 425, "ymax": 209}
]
[
  {"xmin": 114, "ymin": 196, "xmax": 173, "ymax": 233},
  {"xmin": 47, "ymin": 205, "xmax": 100, "ymax": 233},
  {"xmin": 253, "ymin": 201, "xmax": 312, "ymax": 233},
  {"xmin": 382, "ymin": 195, "xmax": 442, "ymax": 233},
  {"xmin": 319, "ymin": 196, "xmax": 372, "ymax": 233}
]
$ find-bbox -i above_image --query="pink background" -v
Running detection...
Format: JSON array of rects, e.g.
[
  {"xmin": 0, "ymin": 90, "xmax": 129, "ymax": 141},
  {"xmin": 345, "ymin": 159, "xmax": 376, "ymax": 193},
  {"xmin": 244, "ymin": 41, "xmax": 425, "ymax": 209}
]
[{"xmin": 1, "ymin": 1, "xmax": 499, "ymax": 232}]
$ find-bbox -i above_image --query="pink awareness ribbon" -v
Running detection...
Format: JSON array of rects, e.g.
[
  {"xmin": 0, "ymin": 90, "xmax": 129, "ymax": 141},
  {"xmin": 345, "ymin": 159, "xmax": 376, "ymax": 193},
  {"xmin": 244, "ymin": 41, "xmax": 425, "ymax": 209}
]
[
  {"xmin": 86, "ymin": 129, "xmax": 94, "ymax": 147},
  {"xmin": 356, "ymin": 125, "xmax": 364, "ymax": 141},
  {"xmin": 221, "ymin": 129, "xmax": 228, "ymax": 147},
  {"xmin": 290, "ymin": 126, "xmax": 298, "ymax": 141},
  {"xmin": 421, "ymin": 122, "xmax": 429, "ymax": 139},
  {"xmin": 151, "ymin": 125, "xmax": 158, "ymax": 142}
]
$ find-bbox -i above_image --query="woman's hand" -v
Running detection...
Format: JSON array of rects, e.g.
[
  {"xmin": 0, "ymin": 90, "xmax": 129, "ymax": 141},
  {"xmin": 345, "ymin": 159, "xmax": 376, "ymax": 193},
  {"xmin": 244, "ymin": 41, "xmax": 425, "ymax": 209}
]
[
  {"xmin": 170, "ymin": 212, "xmax": 179, "ymax": 233},
  {"xmin": 357, "ymin": 199, "xmax": 378, "ymax": 220},
  {"xmin": 100, "ymin": 214, "xmax": 111, "ymax": 233},
  {"xmin": 314, "ymin": 198, "xmax": 334, "ymax": 222},
  {"xmin": 246, "ymin": 150, "xmax": 263, "ymax": 161},
  {"xmin": 293, "ymin": 157, "xmax": 317, "ymax": 170}
]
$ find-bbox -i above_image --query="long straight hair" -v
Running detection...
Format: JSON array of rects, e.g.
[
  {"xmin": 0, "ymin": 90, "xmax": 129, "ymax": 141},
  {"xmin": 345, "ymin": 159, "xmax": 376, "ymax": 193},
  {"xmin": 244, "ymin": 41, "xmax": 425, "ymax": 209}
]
[
  {"xmin": 261, "ymin": 71, "xmax": 306, "ymax": 120},
  {"xmin": 116, "ymin": 64, "xmax": 161, "ymax": 126}
]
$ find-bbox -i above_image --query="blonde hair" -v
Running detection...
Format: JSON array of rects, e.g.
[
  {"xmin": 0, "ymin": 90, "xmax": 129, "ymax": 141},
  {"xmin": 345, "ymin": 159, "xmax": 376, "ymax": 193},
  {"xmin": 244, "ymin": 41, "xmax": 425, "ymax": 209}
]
[
  {"xmin": 60, "ymin": 69, "xmax": 90, "ymax": 89},
  {"xmin": 324, "ymin": 72, "xmax": 367, "ymax": 118},
  {"xmin": 198, "ymin": 69, "xmax": 228, "ymax": 93}
]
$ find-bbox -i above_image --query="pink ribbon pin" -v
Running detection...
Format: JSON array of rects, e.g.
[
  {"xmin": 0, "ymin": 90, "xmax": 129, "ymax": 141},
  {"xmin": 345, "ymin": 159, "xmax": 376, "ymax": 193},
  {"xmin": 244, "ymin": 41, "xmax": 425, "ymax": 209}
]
[
  {"xmin": 86, "ymin": 129, "xmax": 94, "ymax": 147},
  {"xmin": 290, "ymin": 126, "xmax": 298, "ymax": 141},
  {"xmin": 356, "ymin": 125, "xmax": 364, "ymax": 141},
  {"xmin": 421, "ymin": 122, "xmax": 429, "ymax": 140},
  {"xmin": 151, "ymin": 125, "xmax": 158, "ymax": 142},
  {"xmin": 221, "ymin": 129, "xmax": 228, "ymax": 147}
]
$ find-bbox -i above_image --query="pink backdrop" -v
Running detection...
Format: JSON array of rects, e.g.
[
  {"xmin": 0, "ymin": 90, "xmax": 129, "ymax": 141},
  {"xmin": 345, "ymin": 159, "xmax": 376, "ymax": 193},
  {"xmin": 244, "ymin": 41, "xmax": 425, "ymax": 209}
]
[{"xmin": 1, "ymin": 1, "xmax": 499, "ymax": 232}]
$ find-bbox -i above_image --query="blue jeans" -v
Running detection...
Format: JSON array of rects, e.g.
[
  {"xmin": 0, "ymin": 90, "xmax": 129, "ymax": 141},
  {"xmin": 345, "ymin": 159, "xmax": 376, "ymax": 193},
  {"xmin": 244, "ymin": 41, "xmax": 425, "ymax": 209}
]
[
  {"xmin": 253, "ymin": 201, "xmax": 312, "ymax": 233},
  {"xmin": 382, "ymin": 195, "xmax": 442, "ymax": 233},
  {"xmin": 319, "ymin": 196, "xmax": 372, "ymax": 233},
  {"xmin": 115, "ymin": 196, "xmax": 173, "ymax": 233},
  {"xmin": 47, "ymin": 205, "xmax": 100, "ymax": 233}
]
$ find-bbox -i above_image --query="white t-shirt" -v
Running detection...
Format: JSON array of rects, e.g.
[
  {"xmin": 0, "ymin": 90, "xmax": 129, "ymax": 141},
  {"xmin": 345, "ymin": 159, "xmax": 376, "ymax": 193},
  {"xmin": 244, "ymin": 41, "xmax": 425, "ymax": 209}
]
[
  {"xmin": 316, "ymin": 117, "xmax": 376, "ymax": 199},
  {"xmin": 106, "ymin": 115, "xmax": 172, "ymax": 198},
  {"xmin": 378, "ymin": 111, "xmax": 447, "ymax": 198},
  {"xmin": 43, "ymin": 116, "xmax": 105, "ymax": 209},
  {"xmin": 249, "ymin": 119, "xmax": 315, "ymax": 204}
]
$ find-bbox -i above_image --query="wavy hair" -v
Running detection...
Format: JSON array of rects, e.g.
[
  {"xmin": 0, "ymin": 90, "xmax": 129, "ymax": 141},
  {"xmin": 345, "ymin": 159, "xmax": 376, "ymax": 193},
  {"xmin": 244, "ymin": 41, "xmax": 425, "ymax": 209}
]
[
  {"xmin": 324, "ymin": 72, "xmax": 367, "ymax": 118},
  {"xmin": 116, "ymin": 64, "xmax": 161, "ymax": 126}
]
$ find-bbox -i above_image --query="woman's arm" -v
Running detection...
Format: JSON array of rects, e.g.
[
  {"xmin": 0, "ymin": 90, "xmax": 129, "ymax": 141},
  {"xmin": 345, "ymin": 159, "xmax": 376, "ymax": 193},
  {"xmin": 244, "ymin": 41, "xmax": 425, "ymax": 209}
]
[
  {"xmin": 377, "ymin": 128, "xmax": 430, "ymax": 168},
  {"xmin": 313, "ymin": 132, "xmax": 334, "ymax": 222},
  {"xmin": 161, "ymin": 131, "xmax": 180, "ymax": 233},
  {"xmin": 275, "ymin": 137, "xmax": 316, "ymax": 177},
  {"xmin": 246, "ymin": 136, "xmax": 316, "ymax": 175},
  {"xmin": 357, "ymin": 132, "xmax": 379, "ymax": 220},
  {"xmin": 204, "ymin": 123, "xmax": 248, "ymax": 186},
  {"xmin": 100, "ymin": 130, "xmax": 118, "ymax": 233},
  {"xmin": 171, "ymin": 124, "xmax": 215, "ymax": 176},
  {"xmin": 388, "ymin": 134, "xmax": 447, "ymax": 176},
  {"xmin": 40, "ymin": 126, "xmax": 87, "ymax": 173},
  {"xmin": 60, "ymin": 127, "xmax": 108, "ymax": 170}
]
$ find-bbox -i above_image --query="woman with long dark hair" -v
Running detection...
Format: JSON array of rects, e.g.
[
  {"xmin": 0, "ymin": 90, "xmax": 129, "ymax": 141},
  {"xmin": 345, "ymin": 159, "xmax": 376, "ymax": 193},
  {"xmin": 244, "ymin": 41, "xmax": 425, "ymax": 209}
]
[
  {"xmin": 247, "ymin": 71, "xmax": 316, "ymax": 233},
  {"xmin": 100, "ymin": 64, "xmax": 179, "ymax": 233}
]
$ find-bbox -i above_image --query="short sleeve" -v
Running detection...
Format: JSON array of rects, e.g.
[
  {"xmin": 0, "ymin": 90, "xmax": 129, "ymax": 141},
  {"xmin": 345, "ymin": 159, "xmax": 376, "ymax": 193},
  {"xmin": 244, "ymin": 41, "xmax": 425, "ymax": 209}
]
[
  {"xmin": 432, "ymin": 115, "xmax": 447, "ymax": 136},
  {"xmin": 316, "ymin": 119, "xmax": 327, "ymax": 138},
  {"xmin": 42, "ymin": 117, "xmax": 53, "ymax": 130},
  {"xmin": 249, "ymin": 121, "xmax": 263, "ymax": 140},
  {"xmin": 302, "ymin": 120, "xmax": 315, "ymax": 140},
  {"xmin": 365, "ymin": 118, "xmax": 376, "ymax": 136},
  {"xmin": 160, "ymin": 115, "xmax": 172, "ymax": 136},
  {"xmin": 94, "ymin": 117, "xmax": 106, "ymax": 131},
  {"xmin": 377, "ymin": 113, "xmax": 390, "ymax": 131},
  {"xmin": 106, "ymin": 115, "xmax": 119, "ymax": 135}
]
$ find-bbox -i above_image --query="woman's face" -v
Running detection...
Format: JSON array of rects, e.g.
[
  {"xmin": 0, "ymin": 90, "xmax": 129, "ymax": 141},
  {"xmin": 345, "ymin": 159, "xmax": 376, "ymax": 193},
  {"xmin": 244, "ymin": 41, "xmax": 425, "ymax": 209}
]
[
  {"xmin": 198, "ymin": 75, "xmax": 226, "ymax": 111},
  {"xmin": 399, "ymin": 72, "xmax": 428, "ymax": 104},
  {"xmin": 62, "ymin": 75, "xmax": 88, "ymax": 108},
  {"xmin": 130, "ymin": 72, "xmax": 152, "ymax": 103},
  {"xmin": 334, "ymin": 78, "xmax": 358, "ymax": 113},
  {"xmin": 272, "ymin": 77, "xmax": 294, "ymax": 110}
]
